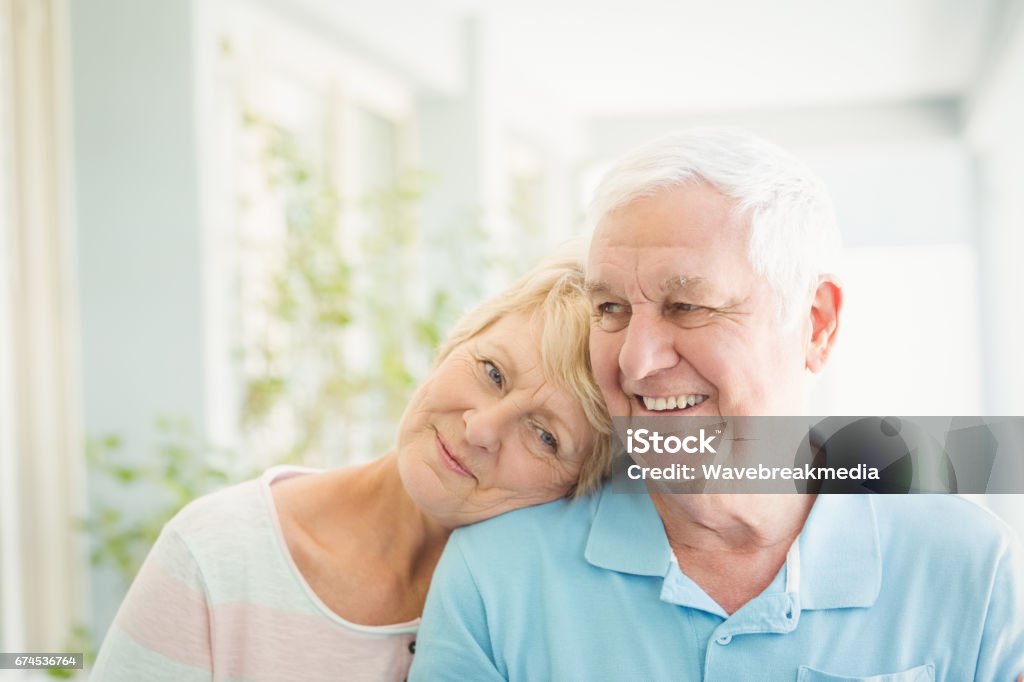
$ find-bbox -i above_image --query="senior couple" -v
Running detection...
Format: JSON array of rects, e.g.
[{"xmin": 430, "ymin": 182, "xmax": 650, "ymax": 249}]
[{"xmin": 93, "ymin": 129, "xmax": 1024, "ymax": 681}]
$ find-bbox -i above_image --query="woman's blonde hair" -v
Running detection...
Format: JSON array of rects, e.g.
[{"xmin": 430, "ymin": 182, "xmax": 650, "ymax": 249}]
[{"xmin": 434, "ymin": 244, "xmax": 612, "ymax": 497}]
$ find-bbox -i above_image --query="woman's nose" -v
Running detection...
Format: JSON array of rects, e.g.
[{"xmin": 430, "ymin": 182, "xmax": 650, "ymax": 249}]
[{"xmin": 463, "ymin": 401, "xmax": 513, "ymax": 452}]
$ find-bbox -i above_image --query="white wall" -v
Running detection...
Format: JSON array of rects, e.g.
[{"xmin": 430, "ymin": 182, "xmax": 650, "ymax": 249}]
[
  {"xmin": 70, "ymin": 0, "xmax": 207, "ymax": 635},
  {"xmin": 258, "ymin": 0, "xmax": 466, "ymax": 96},
  {"xmin": 964, "ymin": 0, "xmax": 1024, "ymax": 536}
]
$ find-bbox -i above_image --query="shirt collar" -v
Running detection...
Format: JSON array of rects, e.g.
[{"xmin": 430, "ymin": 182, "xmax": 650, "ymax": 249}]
[
  {"xmin": 584, "ymin": 471, "xmax": 671, "ymax": 577},
  {"xmin": 796, "ymin": 494, "xmax": 881, "ymax": 610},
  {"xmin": 584, "ymin": 469, "xmax": 882, "ymax": 611}
]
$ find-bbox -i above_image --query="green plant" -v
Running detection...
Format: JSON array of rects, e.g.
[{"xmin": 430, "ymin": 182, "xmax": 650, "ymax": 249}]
[
  {"xmin": 236, "ymin": 113, "xmax": 476, "ymax": 461},
  {"xmin": 83, "ymin": 419, "xmax": 258, "ymax": 587}
]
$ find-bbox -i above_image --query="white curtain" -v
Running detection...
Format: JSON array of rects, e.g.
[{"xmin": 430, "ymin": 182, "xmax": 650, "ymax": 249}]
[{"xmin": 0, "ymin": 0, "xmax": 85, "ymax": 651}]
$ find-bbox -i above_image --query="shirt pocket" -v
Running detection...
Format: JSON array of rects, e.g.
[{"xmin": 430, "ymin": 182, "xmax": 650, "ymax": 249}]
[{"xmin": 797, "ymin": 663, "xmax": 934, "ymax": 682}]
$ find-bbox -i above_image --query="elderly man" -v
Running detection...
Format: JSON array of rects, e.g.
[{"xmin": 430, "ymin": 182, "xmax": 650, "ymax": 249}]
[{"xmin": 409, "ymin": 130, "xmax": 1024, "ymax": 681}]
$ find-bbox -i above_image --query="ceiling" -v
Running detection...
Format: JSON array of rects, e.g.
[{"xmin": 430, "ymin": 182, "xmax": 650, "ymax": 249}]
[
  {"xmin": 435, "ymin": 0, "xmax": 1008, "ymax": 118},
  {"xmin": 283, "ymin": 0, "xmax": 1013, "ymax": 126}
]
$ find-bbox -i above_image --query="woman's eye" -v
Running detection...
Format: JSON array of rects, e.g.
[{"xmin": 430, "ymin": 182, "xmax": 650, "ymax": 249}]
[
  {"xmin": 483, "ymin": 360, "xmax": 504, "ymax": 388},
  {"xmin": 670, "ymin": 302, "xmax": 700, "ymax": 313},
  {"xmin": 537, "ymin": 428, "xmax": 558, "ymax": 451}
]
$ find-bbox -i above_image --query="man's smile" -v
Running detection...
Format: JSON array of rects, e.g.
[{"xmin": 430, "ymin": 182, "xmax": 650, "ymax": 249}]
[{"xmin": 637, "ymin": 393, "xmax": 709, "ymax": 411}]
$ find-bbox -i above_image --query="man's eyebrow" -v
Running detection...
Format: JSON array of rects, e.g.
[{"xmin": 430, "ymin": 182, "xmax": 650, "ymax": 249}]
[
  {"xmin": 660, "ymin": 276, "xmax": 710, "ymax": 295},
  {"xmin": 584, "ymin": 277, "xmax": 713, "ymax": 298}
]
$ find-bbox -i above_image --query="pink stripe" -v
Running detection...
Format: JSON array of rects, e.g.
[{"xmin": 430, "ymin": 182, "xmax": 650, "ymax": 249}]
[
  {"xmin": 116, "ymin": 561, "xmax": 213, "ymax": 670},
  {"xmin": 210, "ymin": 602, "xmax": 414, "ymax": 680}
]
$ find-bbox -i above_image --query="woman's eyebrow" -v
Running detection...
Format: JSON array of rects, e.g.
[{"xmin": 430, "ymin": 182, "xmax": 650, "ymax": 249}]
[
  {"xmin": 555, "ymin": 417, "xmax": 581, "ymax": 455},
  {"xmin": 486, "ymin": 341, "xmax": 520, "ymax": 378}
]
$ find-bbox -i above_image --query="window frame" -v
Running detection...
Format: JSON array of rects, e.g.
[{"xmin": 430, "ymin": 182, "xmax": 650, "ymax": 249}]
[{"xmin": 195, "ymin": 0, "xmax": 419, "ymax": 467}]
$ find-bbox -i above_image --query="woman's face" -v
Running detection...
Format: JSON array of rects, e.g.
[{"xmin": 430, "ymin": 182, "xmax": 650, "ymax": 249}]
[{"xmin": 397, "ymin": 311, "xmax": 595, "ymax": 527}]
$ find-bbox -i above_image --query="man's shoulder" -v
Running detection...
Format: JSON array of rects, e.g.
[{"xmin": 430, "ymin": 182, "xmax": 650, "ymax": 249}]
[
  {"xmin": 872, "ymin": 494, "xmax": 1018, "ymax": 560},
  {"xmin": 450, "ymin": 491, "xmax": 602, "ymax": 559}
]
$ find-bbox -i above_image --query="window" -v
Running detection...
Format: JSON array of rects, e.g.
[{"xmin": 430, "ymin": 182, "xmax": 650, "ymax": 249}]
[{"xmin": 198, "ymin": 1, "xmax": 427, "ymax": 469}]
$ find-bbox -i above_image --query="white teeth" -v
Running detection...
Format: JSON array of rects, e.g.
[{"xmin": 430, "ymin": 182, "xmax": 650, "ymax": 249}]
[{"xmin": 640, "ymin": 394, "xmax": 707, "ymax": 411}]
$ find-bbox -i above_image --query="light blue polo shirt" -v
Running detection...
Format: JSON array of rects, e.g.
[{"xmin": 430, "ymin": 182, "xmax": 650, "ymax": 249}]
[{"xmin": 410, "ymin": 477, "xmax": 1024, "ymax": 681}]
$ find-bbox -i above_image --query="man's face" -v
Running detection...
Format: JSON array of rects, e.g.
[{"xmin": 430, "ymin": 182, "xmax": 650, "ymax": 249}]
[{"xmin": 586, "ymin": 182, "xmax": 814, "ymax": 419}]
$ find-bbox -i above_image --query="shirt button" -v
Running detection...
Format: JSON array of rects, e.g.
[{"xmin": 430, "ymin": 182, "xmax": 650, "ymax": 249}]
[{"xmin": 716, "ymin": 635, "xmax": 732, "ymax": 645}]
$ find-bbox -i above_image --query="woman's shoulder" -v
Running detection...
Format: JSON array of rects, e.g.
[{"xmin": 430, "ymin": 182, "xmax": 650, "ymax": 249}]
[
  {"xmin": 167, "ymin": 474, "xmax": 262, "ymax": 532},
  {"xmin": 163, "ymin": 466, "xmax": 318, "ymax": 564},
  {"xmin": 170, "ymin": 464, "xmax": 314, "ymax": 520}
]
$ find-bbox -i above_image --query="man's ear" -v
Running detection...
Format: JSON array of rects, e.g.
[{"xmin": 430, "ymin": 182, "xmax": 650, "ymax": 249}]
[{"xmin": 805, "ymin": 275, "xmax": 842, "ymax": 373}]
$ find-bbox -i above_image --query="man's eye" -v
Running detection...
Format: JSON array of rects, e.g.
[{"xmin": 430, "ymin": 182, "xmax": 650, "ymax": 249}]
[
  {"xmin": 594, "ymin": 302, "xmax": 630, "ymax": 332},
  {"xmin": 666, "ymin": 302, "xmax": 717, "ymax": 329},
  {"xmin": 483, "ymin": 360, "xmax": 504, "ymax": 388},
  {"xmin": 597, "ymin": 302, "xmax": 629, "ymax": 315}
]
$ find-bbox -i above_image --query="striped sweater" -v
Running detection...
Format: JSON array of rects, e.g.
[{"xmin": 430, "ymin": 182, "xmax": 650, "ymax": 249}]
[{"xmin": 91, "ymin": 467, "xmax": 418, "ymax": 681}]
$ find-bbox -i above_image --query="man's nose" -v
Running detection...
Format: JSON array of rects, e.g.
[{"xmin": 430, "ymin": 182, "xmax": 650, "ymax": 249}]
[
  {"xmin": 618, "ymin": 311, "xmax": 680, "ymax": 381},
  {"xmin": 463, "ymin": 400, "xmax": 514, "ymax": 452}
]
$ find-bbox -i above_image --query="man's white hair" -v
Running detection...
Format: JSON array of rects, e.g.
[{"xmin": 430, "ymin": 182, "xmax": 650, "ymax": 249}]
[{"xmin": 587, "ymin": 128, "xmax": 842, "ymax": 326}]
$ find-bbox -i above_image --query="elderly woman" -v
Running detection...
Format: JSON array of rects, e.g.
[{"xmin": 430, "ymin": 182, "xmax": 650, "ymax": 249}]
[{"xmin": 90, "ymin": 251, "xmax": 612, "ymax": 681}]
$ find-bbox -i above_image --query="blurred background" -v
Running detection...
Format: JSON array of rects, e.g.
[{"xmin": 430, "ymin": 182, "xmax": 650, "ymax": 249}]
[{"xmin": 2, "ymin": 0, "xmax": 1023, "ymax": 672}]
